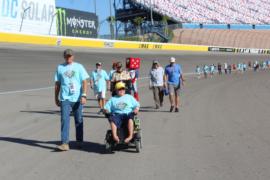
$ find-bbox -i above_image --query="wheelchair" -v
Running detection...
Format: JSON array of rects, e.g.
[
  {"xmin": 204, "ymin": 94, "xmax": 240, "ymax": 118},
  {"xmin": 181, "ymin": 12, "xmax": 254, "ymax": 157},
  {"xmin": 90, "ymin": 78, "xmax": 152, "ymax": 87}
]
[{"xmin": 104, "ymin": 113, "xmax": 142, "ymax": 153}]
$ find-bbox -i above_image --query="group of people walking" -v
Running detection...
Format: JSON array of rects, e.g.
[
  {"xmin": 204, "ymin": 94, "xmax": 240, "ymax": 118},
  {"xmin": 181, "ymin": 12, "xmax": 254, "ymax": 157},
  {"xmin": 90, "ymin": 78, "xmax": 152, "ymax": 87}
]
[
  {"xmin": 54, "ymin": 49, "xmax": 184, "ymax": 151},
  {"xmin": 149, "ymin": 57, "xmax": 184, "ymax": 112},
  {"xmin": 195, "ymin": 60, "xmax": 270, "ymax": 79}
]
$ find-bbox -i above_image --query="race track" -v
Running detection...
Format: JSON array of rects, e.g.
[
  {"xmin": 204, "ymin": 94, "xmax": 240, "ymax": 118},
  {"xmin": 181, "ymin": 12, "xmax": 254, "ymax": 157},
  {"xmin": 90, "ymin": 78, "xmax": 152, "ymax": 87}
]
[{"xmin": 0, "ymin": 44, "xmax": 270, "ymax": 180}]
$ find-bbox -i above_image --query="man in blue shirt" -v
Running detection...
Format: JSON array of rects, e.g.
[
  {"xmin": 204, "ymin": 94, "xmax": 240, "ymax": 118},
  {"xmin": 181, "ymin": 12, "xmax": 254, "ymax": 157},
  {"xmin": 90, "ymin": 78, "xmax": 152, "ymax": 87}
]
[
  {"xmin": 55, "ymin": 49, "xmax": 89, "ymax": 151},
  {"xmin": 104, "ymin": 82, "xmax": 140, "ymax": 143},
  {"xmin": 165, "ymin": 57, "xmax": 184, "ymax": 112},
  {"xmin": 90, "ymin": 62, "xmax": 109, "ymax": 113}
]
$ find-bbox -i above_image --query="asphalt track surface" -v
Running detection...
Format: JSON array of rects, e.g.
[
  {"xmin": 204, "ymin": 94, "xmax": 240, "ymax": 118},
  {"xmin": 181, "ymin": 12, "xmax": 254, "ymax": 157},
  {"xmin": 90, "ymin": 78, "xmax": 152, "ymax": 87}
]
[{"xmin": 1, "ymin": 43, "xmax": 270, "ymax": 180}]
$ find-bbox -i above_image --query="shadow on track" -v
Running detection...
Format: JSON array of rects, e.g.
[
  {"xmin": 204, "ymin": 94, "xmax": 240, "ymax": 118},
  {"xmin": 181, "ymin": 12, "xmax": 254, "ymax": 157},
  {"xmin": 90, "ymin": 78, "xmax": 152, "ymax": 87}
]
[
  {"xmin": 0, "ymin": 137, "xmax": 106, "ymax": 154},
  {"xmin": 139, "ymin": 109, "xmax": 169, "ymax": 113},
  {"xmin": 139, "ymin": 106, "xmax": 170, "ymax": 113},
  {"xmin": 20, "ymin": 110, "xmax": 60, "ymax": 115},
  {"xmin": 20, "ymin": 110, "xmax": 106, "ymax": 119}
]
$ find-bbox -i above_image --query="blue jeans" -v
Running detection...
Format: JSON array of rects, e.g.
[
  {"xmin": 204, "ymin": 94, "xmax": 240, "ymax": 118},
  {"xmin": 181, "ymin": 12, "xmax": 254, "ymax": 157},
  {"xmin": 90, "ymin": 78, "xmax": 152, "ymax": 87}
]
[{"xmin": 60, "ymin": 100, "xmax": 83, "ymax": 144}]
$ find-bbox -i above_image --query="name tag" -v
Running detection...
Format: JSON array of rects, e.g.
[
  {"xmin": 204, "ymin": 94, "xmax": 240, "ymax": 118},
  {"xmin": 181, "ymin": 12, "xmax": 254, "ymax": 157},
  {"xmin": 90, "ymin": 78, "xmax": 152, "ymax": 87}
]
[{"xmin": 69, "ymin": 82, "xmax": 76, "ymax": 94}]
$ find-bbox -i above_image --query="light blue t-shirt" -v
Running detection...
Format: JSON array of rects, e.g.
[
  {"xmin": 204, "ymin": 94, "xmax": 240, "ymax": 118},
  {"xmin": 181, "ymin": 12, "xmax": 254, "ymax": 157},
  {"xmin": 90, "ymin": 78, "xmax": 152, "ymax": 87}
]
[
  {"xmin": 263, "ymin": 61, "xmax": 267, "ymax": 68},
  {"xmin": 109, "ymin": 69, "xmax": 116, "ymax": 80},
  {"xmin": 204, "ymin": 65, "xmax": 209, "ymax": 73},
  {"xmin": 165, "ymin": 64, "xmax": 182, "ymax": 85},
  {"xmin": 196, "ymin": 67, "xmax": 201, "ymax": 73},
  {"xmin": 104, "ymin": 94, "xmax": 140, "ymax": 114},
  {"xmin": 210, "ymin": 65, "xmax": 215, "ymax": 72},
  {"xmin": 55, "ymin": 62, "xmax": 90, "ymax": 102},
  {"xmin": 90, "ymin": 69, "xmax": 109, "ymax": 92}
]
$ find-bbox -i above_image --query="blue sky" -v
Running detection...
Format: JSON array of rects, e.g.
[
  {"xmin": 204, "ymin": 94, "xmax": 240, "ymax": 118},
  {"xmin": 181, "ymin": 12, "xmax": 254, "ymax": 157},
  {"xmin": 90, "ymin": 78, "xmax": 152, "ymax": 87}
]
[{"xmin": 56, "ymin": 0, "xmax": 114, "ymax": 35}]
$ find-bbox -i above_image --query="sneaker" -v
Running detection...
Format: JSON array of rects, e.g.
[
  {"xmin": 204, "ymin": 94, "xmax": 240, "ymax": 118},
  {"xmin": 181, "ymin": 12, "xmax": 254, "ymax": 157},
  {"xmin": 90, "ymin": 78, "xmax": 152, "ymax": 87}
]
[
  {"xmin": 57, "ymin": 144, "xmax": 69, "ymax": 151},
  {"xmin": 155, "ymin": 105, "xmax": 160, "ymax": 109},
  {"xmin": 175, "ymin": 108, "xmax": 179, "ymax": 112},
  {"xmin": 97, "ymin": 109, "xmax": 103, "ymax": 114},
  {"xmin": 170, "ymin": 106, "xmax": 174, "ymax": 112}
]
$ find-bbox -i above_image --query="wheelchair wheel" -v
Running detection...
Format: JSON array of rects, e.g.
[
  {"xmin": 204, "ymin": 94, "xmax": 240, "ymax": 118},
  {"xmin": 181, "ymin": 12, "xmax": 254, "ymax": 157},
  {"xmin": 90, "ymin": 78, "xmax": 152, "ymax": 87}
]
[
  {"xmin": 105, "ymin": 130, "xmax": 113, "ymax": 153},
  {"xmin": 137, "ymin": 129, "xmax": 142, "ymax": 149},
  {"xmin": 105, "ymin": 142, "xmax": 112, "ymax": 153},
  {"xmin": 135, "ymin": 140, "xmax": 140, "ymax": 153}
]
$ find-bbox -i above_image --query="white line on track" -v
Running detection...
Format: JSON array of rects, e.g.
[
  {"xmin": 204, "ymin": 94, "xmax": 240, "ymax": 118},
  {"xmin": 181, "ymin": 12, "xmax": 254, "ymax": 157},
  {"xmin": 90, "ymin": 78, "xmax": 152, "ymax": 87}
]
[
  {"xmin": 0, "ymin": 72, "xmax": 195, "ymax": 95},
  {"xmin": 0, "ymin": 87, "xmax": 54, "ymax": 95}
]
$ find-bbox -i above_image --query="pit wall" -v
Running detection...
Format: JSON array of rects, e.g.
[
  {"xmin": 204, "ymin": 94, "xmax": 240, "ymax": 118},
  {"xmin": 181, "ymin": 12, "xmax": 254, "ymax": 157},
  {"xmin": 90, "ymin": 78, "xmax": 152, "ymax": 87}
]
[{"xmin": 1, "ymin": 31, "xmax": 270, "ymax": 55}]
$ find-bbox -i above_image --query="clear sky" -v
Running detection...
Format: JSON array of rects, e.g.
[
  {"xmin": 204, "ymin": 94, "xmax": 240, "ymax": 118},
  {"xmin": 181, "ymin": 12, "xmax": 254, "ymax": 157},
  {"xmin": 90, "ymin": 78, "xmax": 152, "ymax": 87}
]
[{"xmin": 56, "ymin": 0, "xmax": 114, "ymax": 35}]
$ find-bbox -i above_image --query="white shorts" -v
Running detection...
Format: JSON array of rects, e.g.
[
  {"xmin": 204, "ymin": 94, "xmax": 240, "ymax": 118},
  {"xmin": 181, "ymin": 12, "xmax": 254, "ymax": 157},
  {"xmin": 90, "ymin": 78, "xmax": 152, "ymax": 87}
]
[{"xmin": 94, "ymin": 90, "xmax": 106, "ymax": 99}]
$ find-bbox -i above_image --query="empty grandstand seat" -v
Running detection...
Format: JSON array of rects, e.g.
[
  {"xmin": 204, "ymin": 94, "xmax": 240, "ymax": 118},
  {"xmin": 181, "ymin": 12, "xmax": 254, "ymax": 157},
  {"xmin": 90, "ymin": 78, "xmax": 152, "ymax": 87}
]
[{"xmin": 132, "ymin": 0, "xmax": 270, "ymax": 25}]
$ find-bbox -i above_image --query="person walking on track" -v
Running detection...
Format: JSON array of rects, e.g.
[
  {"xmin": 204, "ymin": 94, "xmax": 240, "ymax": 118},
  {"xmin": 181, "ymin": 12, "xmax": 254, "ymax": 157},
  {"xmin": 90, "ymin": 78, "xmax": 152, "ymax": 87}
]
[
  {"xmin": 110, "ymin": 62, "xmax": 131, "ymax": 96},
  {"xmin": 90, "ymin": 62, "xmax": 110, "ymax": 114},
  {"xmin": 149, "ymin": 60, "xmax": 165, "ymax": 109},
  {"xmin": 164, "ymin": 57, "xmax": 184, "ymax": 112},
  {"xmin": 54, "ymin": 49, "xmax": 89, "ymax": 151}
]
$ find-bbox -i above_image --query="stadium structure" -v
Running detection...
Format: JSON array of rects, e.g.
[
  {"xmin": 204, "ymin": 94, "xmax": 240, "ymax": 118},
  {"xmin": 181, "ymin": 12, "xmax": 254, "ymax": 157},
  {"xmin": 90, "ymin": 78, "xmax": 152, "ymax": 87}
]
[
  {"xmin": 114, "ymin": 0, "xmax": 178, "ymax": 42},
  {"xmin": 114, "ymin": 0, "xmax": 270, "ymax": 47}
]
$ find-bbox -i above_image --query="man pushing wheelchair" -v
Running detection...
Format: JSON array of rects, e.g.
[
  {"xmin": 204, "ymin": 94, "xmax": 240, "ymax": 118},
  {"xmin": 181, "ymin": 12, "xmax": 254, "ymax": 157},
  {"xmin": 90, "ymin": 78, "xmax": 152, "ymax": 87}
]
[{"xmin": 103, "ymin": 82, "xmax": 140, "ymax": 144}]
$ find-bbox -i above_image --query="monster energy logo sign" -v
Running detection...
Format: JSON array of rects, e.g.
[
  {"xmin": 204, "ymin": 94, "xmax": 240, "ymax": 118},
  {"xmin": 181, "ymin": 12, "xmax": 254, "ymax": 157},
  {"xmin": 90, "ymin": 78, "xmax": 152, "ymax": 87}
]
[
  {"xmin": 56, "ymin": 8, "xmax": 67, "ymax": 35},
  {"xmin": 56, "ymin": 7, "xmax": 98, "ymax": 38}
]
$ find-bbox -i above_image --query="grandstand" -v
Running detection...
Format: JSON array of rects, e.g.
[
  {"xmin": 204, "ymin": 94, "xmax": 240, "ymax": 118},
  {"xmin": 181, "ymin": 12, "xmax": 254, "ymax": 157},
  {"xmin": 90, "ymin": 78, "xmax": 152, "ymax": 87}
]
[
  {"xmin": 133, "ymin": 0, "xmax": 270, "ymax": 24},
  {"xmin": 114, "ymin": 0, "xmax": 270, "ymax": 48}
]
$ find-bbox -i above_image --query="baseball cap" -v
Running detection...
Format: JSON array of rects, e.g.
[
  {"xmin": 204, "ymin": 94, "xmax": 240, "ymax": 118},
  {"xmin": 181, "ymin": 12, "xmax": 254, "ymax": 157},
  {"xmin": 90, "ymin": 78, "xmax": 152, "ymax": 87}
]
[
  {"xmin": 170, "ymin": 57, "xmax": 176, "ymax": 63},
  {"xmin": 153, "ymin": 60, "xmax": 159, "ymax": 64},
  {"xmin": 96, "ymin": 62, "xmax": 102, "ymax": 66},
  {"xmin": 115, "ymin": 82, "xmax": 125, "ymax": 90},
  {"xmin": 63, "ymin": 49, "xmax": 73, "ymax": 57}
]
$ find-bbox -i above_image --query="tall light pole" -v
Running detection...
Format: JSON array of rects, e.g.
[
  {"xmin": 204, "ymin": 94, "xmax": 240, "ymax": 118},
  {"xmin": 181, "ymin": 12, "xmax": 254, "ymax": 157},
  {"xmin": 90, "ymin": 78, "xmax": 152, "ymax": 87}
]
[
  {"xmin": 49, "ymin": 12, "xmax": 58, "ymax": 35},
  {"xmin": 150, "ymin": 0, "xmax": 154, "ymax": 26},
  {"xmin": 94, "ymin": 0, "xmax": 97, "ymax": 14},
  {"xmin": 19, "ymin": 6, "xmax": 31, "ymax": 32},
  {"xmin": 109, "ymin": 0, "xmax": 112, "ymax": 22},
  {"xmin": 114, "ymin": 0, "xmax": 118, "ymax": 39},
  {"xmin": 109, "ymin": 0, "xmax": 114, "ymax": 39}
]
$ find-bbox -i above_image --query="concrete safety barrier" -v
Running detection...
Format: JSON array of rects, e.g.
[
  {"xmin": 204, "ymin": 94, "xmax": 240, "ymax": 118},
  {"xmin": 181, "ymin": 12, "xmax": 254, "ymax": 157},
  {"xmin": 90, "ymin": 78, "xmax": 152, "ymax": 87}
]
[
  {"xmin": 1, "ymin": 31, "xmax": 269, "ymax": 55},
  {"xmin": 0, "ymin": 31, "xmax": 208, "ymax": 52}
]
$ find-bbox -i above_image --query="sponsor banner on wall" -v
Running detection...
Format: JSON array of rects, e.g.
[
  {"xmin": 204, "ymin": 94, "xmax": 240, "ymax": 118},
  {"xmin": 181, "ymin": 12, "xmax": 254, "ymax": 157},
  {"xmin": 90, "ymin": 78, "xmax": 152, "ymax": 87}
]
[
  {"xmin": 235, "ymin": 48, "xmax": 270, "ymax": 54},
  {"xmin": 0, "ymin": 0, "xmax": 57, "ymax": 35},
  {"xmin": 56, "ymin": 7, "xmax": 98, "ymax": 38},
  {"xmin": 208, "ymin": 47, "xmax": 235, "ymax": 53},
  {"xmin": 104, "ymin": 41, "xmax": 114, "ymax": 48},
  {"xmin": 209, "ymin": 46, "xmax": 270, "ymax": 54}
]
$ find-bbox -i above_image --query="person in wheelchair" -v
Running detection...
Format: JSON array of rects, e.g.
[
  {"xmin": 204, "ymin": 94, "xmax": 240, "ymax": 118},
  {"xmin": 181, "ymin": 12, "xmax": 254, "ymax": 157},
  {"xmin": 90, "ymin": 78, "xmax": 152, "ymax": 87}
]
[{"xmin": 104, "ymin": 82, "xmax": 140, "ymax": 144}]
